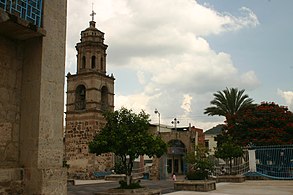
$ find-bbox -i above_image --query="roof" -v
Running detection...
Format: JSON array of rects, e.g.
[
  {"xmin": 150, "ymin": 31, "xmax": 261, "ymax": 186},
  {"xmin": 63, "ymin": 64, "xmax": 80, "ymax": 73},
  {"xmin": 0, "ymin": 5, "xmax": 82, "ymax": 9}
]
[{"xmin": 204, "ymin": 124, "xmax": 224, "ymax": 135}]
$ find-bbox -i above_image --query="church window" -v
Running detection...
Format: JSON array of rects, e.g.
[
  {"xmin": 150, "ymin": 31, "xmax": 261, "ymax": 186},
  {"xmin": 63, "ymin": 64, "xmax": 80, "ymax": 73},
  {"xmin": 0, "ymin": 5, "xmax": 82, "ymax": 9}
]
[
  {"xmin": 101, "ymin": 86, "xmax": 109, "ymax": 111},
  {"xmin": 91, "ymin": 56, "xmax": 96, "ymax": 69},
  {"xmin": 75, "ymin": 85, "xmax": 86, "ymax": 110},
  {"xmin": 82, "ymin": 56, "xmax": 86, "ymax": 69},
  {"xmin": 100, "ymin": 57, "xmax": 104, "ymax": 71}
]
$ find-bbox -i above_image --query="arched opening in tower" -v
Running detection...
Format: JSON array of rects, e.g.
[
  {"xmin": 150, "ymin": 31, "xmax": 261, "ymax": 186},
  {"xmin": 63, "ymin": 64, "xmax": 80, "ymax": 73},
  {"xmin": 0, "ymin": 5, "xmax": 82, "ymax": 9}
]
[
  {"xmin": 75, "ymin": 85, "xmax": 86, "ymax": 110},
  {"xmin": 91, "ymin": 55, "xmax": 96, "ymax": 69},
  {"xmin": 101, "ymin": 86, "xmax": 109, "ymax": 111}
]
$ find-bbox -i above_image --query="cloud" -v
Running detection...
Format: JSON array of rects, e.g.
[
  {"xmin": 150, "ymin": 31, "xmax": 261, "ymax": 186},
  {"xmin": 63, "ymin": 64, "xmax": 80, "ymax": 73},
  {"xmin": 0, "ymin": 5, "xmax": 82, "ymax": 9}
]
[
  {"xmin": 67, "ymin": 0, "xmax": 260, "ymax": 130},
  {"xmin": 181, "ymin": 94, "xmax": 193, "ymax": 113},
  {"xmin": 278, "ymin": 89, "xmax": 293, "ymax": 111}
]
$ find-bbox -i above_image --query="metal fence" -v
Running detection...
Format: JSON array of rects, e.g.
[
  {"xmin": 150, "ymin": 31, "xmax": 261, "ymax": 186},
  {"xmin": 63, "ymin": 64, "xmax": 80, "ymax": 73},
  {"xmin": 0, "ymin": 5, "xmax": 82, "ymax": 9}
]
[
  {"xmin": 214, "ymin": 145, "xmax": 293, "ymax": 180},
  {"xmin": 0, "ymin": 0, "xmax": 43, "ymax": 27},
  {"xmin": 253, "ymin": 145, "xmax": 293, "ymax": 179},
  {"xmin": 214, "ymin": 149, "xmax": 250, "ymax": 176}
]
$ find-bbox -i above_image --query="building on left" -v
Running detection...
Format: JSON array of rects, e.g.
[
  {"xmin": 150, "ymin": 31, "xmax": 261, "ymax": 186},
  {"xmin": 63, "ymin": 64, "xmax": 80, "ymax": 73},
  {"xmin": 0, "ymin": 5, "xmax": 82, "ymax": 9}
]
[{"xmin": 0, "ymin": 1, "xmax": 67, "ymax": 194}]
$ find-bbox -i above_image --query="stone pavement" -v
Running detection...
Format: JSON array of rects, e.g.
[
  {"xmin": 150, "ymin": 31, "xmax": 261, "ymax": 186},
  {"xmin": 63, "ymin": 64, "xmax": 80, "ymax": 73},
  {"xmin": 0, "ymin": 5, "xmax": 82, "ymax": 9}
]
[
  {"xmin": 166, "ymin": 180, "xmax": 293, "ymax": 195},
  {"xmin": 68, "ymin": 179, "xmax": 293, "ymax": 195}
]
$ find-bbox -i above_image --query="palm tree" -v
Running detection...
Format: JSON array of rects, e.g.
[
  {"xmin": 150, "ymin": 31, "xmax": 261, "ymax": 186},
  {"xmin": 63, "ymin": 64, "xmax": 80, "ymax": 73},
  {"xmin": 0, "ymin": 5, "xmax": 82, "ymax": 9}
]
[{"xmin": 204, "ymin": 87, "xmax": 255, "ymax": 118}]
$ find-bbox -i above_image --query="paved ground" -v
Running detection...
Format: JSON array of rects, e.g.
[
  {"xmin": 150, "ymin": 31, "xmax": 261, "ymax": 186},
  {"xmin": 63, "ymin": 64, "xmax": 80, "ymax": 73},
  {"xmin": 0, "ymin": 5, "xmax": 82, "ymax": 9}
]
[
  {"xmin": 68, "ymin": 179, "xmax": 293, "ymax": 195},
  {"xmin": 68, "ymin": 179, "xmax": 175, "ymax": 195}
]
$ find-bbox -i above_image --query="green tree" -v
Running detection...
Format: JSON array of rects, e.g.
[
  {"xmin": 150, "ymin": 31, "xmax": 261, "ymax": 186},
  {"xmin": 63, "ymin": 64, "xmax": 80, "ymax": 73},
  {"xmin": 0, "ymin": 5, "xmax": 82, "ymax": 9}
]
[
  {"xmin": 204, "ymin": 87, "xmax": 255, "ymax": 118},
  {"xmin": 89, "ymin": 107, "xmax": 167, "ymax": 186},
  {"xmin": 214, "ymin": 136, "xmax": 243, "ymax": 175},
  {"xmin": 185, "ymin": 145, "xmax": 214, "ymax": 180},
  {"xmin": 227, "ymin": 102, "xmax": 293, "ymax": 146}
]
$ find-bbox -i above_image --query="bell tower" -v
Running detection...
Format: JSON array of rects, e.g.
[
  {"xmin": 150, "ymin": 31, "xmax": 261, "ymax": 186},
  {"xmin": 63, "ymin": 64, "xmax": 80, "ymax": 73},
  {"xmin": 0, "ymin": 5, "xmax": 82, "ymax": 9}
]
[{"xmin": 65, "ymin": 12, "xmax": 115, "ymax": 178}]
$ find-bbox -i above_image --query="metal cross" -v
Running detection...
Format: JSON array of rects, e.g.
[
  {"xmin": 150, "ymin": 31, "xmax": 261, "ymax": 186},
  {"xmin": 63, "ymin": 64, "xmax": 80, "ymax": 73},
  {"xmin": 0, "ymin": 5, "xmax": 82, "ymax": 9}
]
[{"xmin": 90, "ymin": 3, "xmax": 96, "ymax": 21}]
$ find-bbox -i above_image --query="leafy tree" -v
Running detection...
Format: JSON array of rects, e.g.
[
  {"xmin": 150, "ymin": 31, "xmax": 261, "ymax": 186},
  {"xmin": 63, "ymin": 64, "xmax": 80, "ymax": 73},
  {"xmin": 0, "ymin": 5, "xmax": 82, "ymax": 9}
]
[
  {"xmin": 227, "ymin": 102, "xmax": 293, "ymax": 146},
  {"xmin": 214, "ymin": 136, "xmax": 243, "ymax": 175},
  {"xmin": 204, "ymin": 87, "xmax": 255, "ymax": 118},
  {"xmin": 89, "ymin": 107, "xmax": 167, "ymax": 186},
  {"xmin": 185, "ymin": 145, "xmax": 214, "ymax": 180}
]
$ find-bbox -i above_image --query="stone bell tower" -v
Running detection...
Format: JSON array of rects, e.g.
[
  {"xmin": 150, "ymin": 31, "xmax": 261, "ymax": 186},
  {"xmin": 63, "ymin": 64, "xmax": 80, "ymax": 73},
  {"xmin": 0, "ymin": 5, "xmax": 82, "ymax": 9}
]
[{"xmin": 65, "ymin": 13, "xmax": 115, "ymax": 178}]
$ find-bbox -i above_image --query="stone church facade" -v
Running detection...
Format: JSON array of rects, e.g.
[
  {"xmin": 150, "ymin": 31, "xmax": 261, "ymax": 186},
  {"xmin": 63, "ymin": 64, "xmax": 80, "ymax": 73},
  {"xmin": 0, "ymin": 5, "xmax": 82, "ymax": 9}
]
[
  {"xmin": 0, "ymin": 1, "xmax": 67, "ymax": 194},
  {"xmin": 65, "ymin": 18, "xmax": 115, "ymax": 178}
]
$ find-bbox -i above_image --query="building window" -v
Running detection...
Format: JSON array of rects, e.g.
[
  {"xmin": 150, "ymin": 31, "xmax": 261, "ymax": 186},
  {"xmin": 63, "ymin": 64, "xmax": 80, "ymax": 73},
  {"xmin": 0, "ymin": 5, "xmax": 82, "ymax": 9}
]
[
  {"xmin": 82, "ymin": 56, "xmax": 86, "ymax": 69},
  {"xmin": 101, "ymin": 86, "xmax": 108, "ymax": 111},
  {"xmin": 205, "ymin": 140, "xmax": 209, "ymax": 148},
  {"xmin": 75, "ymin": 85, "xmax": 86, "ymax": 110},
  {"xmin": 91, "ymin": 56, "xmax": 96, "ymax": 69},
  {"xmin": 0, "ymin": 0, "xmax": 43, "ymax": 27}
]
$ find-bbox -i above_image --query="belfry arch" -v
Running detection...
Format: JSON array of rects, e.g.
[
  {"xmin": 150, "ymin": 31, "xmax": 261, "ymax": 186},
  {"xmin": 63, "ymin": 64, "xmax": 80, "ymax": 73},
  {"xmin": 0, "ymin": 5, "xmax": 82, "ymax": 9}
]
[
  {"xmin": 101, "ymin": 86, "xmax": 109, "ymax": 111},
  {"xmin": 91, "ymin": 55, "xmax": 96, "ymax": 69},
  {"xmin": 75, "ymin": 85, "xmax": 86, "ymax": 110}
]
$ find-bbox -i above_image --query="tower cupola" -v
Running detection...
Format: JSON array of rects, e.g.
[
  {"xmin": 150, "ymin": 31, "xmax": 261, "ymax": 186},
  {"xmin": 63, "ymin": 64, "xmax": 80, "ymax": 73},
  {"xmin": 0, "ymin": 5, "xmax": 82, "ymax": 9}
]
[{"xmin": 75, "ymin": 11, "xmax": 108, "ymax": 74}]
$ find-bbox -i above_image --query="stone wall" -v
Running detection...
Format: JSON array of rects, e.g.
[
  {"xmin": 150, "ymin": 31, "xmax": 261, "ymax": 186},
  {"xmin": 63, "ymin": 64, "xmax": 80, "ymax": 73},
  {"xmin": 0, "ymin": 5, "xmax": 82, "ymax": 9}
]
[
  {"xmin": 65, "ymin": 114, "xmax": 114, "ymax": 178},
  {"xmin": 0, "ymin": 0, "xmax": 67, "ymax": 194},
  {"xmin": 0, "ymin": 34, "xmax": 24, "ymax": 194},
  {"xmin": 0, "ymin": 36, "xmax": 22, "ymax": 168}
]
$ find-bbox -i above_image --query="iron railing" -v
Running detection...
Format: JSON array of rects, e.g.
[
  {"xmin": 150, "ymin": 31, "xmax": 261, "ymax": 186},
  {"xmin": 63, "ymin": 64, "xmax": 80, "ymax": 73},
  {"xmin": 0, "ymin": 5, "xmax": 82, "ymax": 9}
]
[
  {"xmin": 254, "ymin": 145, "xmax": 293, "ymax": 179},
  {"xmin": 0, "ymin": 0, "xmax": 43, "ymax": 27}
]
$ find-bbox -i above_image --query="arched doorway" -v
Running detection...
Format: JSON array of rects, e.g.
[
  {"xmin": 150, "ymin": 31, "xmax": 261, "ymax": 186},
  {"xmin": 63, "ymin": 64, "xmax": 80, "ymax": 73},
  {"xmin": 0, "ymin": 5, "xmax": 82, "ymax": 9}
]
[{"xmin": 167, "ymin": 139, "xmax": 186, "ymax": 175}]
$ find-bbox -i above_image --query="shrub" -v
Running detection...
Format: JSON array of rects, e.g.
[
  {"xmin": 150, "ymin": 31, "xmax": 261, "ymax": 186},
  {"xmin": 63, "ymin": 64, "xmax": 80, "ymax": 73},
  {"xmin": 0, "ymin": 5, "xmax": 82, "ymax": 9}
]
[{"xmin": 118, "ymin": 180, "xmax": 142, "ymax": 189}]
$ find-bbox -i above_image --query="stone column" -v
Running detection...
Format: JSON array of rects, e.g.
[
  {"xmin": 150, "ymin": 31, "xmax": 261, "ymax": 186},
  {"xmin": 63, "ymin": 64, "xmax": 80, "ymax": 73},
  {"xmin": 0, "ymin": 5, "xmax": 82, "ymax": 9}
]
[{"xmin": 19, "ymin": 0, "xmax": 68, "ymax": 194}]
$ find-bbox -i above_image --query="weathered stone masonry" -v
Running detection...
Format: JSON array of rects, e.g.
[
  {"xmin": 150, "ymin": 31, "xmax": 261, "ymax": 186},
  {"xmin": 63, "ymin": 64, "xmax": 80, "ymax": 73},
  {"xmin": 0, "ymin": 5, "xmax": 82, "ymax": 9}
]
[
  {"xmin": 65, "ymin": 19, "xmax": 115, "ymax": 178},
  {"xmin": 0, "ymin": 1, "xmax": 67, "ymax": 194}
]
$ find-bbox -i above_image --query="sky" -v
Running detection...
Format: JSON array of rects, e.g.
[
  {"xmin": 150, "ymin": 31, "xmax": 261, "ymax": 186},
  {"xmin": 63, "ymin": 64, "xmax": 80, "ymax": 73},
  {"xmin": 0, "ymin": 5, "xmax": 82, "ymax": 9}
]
[{"xmin": 66, "ymin": 0, "xmax": 293, "ymax": 131}]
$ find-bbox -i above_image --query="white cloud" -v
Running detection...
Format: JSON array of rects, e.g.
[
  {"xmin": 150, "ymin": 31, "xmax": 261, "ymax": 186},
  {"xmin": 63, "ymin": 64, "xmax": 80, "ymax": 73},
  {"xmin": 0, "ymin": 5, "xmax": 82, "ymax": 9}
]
[
  {"xmin": 181, "ymin": 94, "xmax": 192, "ymax": 113},
  {"xmin": 278, "ymin": 89, "xmax": 293, "ymax": 111},
  {"xmin": 67, "ymin": 0, "xmax": 260, "ymax": 130}
]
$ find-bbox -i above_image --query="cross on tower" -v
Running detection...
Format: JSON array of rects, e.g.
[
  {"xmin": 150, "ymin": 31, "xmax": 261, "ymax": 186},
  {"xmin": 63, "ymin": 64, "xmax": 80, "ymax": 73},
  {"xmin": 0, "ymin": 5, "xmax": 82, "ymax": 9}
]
[{"xmin": 90, "ymin": 3, "xmax": 96, "ymax": 21}]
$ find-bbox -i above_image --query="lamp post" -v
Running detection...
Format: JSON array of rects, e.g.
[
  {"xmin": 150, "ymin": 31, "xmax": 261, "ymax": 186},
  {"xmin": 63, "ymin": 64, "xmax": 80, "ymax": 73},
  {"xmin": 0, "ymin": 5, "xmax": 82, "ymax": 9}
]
[
  {"xmin": 154, "ymin": 108, "xmax": 161, "ymax": 133},
  {"xmin": 171, "ymin": 118, "xmax": 179, "ymax": 175},
  {"xmin": 171, "ymin": 118, "xmax": 179, "ymax": 131},
  {"xmin": 155, "ymin": 108, "xmax": 165, "ymax": 179}
]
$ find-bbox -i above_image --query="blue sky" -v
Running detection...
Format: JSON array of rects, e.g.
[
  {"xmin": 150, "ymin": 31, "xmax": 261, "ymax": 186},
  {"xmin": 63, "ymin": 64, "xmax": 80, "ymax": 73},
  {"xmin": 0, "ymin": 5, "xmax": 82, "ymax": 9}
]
[
  {"xmin": 66, "ymin": 0, "xmax": 293, "ymax": 130},
  {"xmin": 197, "ymin": 0, "xmax": 293, "ymax": 104}
]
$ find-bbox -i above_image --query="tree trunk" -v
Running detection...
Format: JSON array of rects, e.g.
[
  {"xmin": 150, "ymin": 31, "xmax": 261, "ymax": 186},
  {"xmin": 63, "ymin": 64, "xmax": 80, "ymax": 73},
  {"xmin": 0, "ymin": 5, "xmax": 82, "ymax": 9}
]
[
  {"xmin": 229, "ymin": 157, "xmax": 232, "ymax": 175},
  {"xmin": 126, "ymin": 174, "xmax": 132, "ymax": 186}
]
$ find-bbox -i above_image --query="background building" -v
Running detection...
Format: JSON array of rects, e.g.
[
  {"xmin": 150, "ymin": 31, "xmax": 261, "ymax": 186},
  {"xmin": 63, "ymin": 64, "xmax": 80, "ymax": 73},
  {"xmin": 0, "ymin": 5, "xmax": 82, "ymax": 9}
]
[
  {"xmin": 0, "ymin": 0, "xmax": 67, "ymax": 194},
  {"xmin": 65, "ymin": 17, "xmax": 115, "ymax": 178},
  {"xmin": 144, "ymin": 124, "xmax": 204, "ymax": 180},
  {"xmin": 204, "ymin": 124, "xmax": 223, "ymax": 155}
]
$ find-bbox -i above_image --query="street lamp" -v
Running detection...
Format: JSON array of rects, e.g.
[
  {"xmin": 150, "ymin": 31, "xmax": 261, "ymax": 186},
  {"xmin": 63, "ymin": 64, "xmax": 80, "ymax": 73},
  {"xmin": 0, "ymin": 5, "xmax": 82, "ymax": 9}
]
[
  {"xmin": 154, "ymin": 108, "xmax": 161, "ymax": 133},
  {"xmin": 171, "ymin": 118, "xmax": 179, "ymax": 131}
]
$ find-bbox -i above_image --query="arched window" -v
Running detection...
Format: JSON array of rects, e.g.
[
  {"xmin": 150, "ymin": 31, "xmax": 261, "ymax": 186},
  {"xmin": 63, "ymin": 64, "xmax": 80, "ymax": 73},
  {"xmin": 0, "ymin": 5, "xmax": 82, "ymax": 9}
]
[
  {"xmin": 100, "ymin": 57, "xmax": 104, "ymax": 71},
  {"xmin": 75, "ymin": 85, "xmax": 86, "ymax": 110},
  {"xmin": 91, "ymin": 56, "xmax": 96, "ymax": 69},
  {"xmin": 101, "ymin": 86, "xmax": 109, "ymax": 111},
  {"xmin": 82, "ymin": 56, "xmax": 86, "ymax": 69}
]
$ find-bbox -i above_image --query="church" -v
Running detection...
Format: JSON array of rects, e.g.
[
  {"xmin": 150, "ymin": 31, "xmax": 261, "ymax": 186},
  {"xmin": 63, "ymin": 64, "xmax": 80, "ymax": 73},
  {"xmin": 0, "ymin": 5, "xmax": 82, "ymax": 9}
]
[
  {"xmin": 65, "ymin": 13, "xmax": 115, "ymax": 178},
  {"xmin": 64, "ymin": 12, "xmax": 204, "ymax": 181}
]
